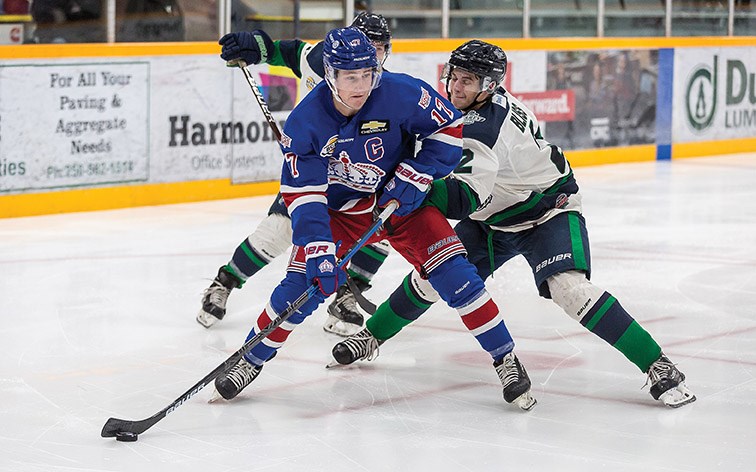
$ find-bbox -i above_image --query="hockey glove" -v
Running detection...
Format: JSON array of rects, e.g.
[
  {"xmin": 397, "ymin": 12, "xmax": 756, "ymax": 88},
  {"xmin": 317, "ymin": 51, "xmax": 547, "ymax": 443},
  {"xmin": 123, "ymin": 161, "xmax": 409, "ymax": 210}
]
[
  {"xmin": 378, "ymin": 162, "xmax": 433, "ymax": 217},
  {"xmin": 219, "ymin": 30, "xmax": 274, "ymax": 65},
  {"xmin": 304, "ymin": 241, "xmax": 346, "ymax": 297}
]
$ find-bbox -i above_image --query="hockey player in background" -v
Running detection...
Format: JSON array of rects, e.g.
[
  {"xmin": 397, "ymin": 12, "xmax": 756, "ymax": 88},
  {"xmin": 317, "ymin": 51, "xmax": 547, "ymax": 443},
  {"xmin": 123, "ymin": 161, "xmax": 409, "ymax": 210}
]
[
  {"xmin": 198, "ymin": 12, "xmax": 393, "ymax": 337},
  {"xmin": 212, "ymin": 28, "xmax": 537, "ymax": 410},
  {"xmin": 331, "ymin": 40, "xmax": 696, "ymax": 408}
]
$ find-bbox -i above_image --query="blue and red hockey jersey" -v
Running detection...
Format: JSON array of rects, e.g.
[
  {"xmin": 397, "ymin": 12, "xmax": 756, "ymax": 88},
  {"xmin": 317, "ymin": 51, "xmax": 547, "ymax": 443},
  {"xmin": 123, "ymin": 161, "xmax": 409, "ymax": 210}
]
[{"xmin": 279, "ymin": 71, "xmax": 464, "ymax": 247}]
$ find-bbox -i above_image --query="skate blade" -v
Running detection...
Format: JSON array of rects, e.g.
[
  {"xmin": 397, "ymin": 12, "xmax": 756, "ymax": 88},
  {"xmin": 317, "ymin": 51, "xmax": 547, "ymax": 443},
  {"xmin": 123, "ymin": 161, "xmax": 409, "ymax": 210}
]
[
  {"xmin": 196, "ymin": 310, "xmax": 218, "ymax": 329},
  {"xmin": 513, "ymin": 391, "xmax": 537, "ymax": 411},
  {"xmin": 322, "ymin": 315, "xmax": 362, "ymax": 337},
  {"xmin": 207, "ymin": 387, "xmax": 225, "ymax": 403},
  {"xmin": 326, "ymin": 359, "xmax": 348, "ymax": 369},
  {"xmin": 659, "ymin": 383, "xmax": 697, "ymax": 408}
]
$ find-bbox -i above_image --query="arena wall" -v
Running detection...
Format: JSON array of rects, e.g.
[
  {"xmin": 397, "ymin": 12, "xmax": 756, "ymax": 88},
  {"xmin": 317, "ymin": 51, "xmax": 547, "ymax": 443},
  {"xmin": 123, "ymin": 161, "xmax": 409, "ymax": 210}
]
[{"xmin": 0, "ymin": 37, "xmax": 753, "ymax": 218}]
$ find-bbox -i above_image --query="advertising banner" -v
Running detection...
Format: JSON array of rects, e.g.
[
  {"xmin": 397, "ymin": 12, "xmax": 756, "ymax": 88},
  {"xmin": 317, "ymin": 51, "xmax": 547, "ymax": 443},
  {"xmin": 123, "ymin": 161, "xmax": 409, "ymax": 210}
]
[
  {"xmin": 0, "ymin": 56, "xmax": 291, "ymax": 193},
  {"xmin": 542, "ymin": 50, "xmax": 659, "ymax": 150},
  {"xmin": 0, "ymin": 61, "xmax": 149, "ymax": 192},
  {"xmin": 673, "ymin": 47, "xmax": 756, "ymax": 142}
]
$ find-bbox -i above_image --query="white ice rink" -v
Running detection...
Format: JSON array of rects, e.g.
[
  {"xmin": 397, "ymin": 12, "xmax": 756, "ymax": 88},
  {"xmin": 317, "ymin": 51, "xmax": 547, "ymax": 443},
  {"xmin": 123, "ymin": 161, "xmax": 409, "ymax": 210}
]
[{"xmin": 1, "ymin": 153, "xmax": 755, "ymax": 472}]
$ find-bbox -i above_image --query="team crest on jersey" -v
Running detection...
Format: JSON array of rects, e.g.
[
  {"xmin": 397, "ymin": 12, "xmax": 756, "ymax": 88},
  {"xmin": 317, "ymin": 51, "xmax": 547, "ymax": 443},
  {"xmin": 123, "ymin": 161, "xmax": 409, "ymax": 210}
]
[
  {"xmin": 493, "ymin": 94, "xmax": 507, "ymax": 107},
  {"xmin": 359, "ymin": 120, "xmax": 390, "ymax": 135},
  {"xmin": 279, "ymin": 131, "xmax": 292, "ymax": 148},
  {"xmin": 555, "ymin": 193, "xmax": 569, "ymax": 209},
  {"xmin": 418, "ymin": 87, "xmax": 431, "ymax": 109},
  {"xmin": 305, "ymin": 76, "xmax": 317, "ymax": 91},
  {"xmin": 328, "ymin": 151, "xmax": 386, "ymax": 192},
  {"xmin": 320, "ymin": 135, "xmax": 339, "ymax": 158},
  {"xmin": 464, "ymin": 110, "xmax": 486, "ymax": 125}
]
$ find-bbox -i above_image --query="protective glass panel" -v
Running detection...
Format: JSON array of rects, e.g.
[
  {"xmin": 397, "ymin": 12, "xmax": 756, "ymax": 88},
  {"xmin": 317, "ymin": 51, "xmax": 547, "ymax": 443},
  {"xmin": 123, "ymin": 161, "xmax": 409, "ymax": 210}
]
[{"xmin": 530, "ymin": 0, "xmax": 597, "ymax": 37}]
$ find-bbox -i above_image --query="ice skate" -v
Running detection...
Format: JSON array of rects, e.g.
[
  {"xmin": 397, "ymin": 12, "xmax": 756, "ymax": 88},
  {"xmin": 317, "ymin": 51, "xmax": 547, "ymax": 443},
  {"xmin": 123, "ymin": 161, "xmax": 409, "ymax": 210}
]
[
  {"xmin": 213, "ymin": 357, "xmax": 264, "ymax": 400},
  {"xmin": 646, "ymin": 354, "xmax": 696, "ymax": 408},
  {"xmin": 323, "ymin": 281, "xmax": 370, "ymax": 337},
  {"xmin": 329, "ymin": 327, "xmax": 383, "ymax": 367},
  {"xmin": 494, "ymin": 352, "xmax": 537, "ymax": 411},
  {"xmin": 197, "ymin": 267, "xmax": 239, "ymax": 328}
]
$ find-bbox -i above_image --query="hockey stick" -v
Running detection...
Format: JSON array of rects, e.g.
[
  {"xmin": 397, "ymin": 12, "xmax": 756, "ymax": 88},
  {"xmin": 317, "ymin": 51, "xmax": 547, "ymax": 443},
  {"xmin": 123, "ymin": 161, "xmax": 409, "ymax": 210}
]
[
  {"xmin": 346, "ymin": 275, "xmax": 377, "ymax": 315},
  {"xmin": 235, "ymin": 59, "xmax": 376, "ymax": 314},
  {"xmin": 101, "ymin": 202, "xmax": 397, "ymax": 439},
  {"xmin": 227, "ymin": 59, "xmax": 283, "ymax": 142}
]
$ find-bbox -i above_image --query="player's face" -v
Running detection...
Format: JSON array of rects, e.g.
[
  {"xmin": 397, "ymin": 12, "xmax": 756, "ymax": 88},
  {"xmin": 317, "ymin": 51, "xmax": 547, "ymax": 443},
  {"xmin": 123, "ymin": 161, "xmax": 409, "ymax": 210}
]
[
  {"xmin": 449, "ymin": 69, "xmax": 483, "ymax": 110},
  {"xmin": 334, "ymin": 68, "xmax": 374, "ymax": 110},
  {"xmin": 373, "ymin": 42, "xmax": 388, "ymax": 64}
]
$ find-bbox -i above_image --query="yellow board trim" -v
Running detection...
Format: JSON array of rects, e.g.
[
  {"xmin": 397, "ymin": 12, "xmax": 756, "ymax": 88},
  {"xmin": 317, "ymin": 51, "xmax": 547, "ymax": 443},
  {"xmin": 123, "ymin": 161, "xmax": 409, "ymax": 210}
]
[
  {"xmin": 567, "ymin": 145, "xmax": 657, "ymax": 167},
  {"xmin": 0, "ymin": 179, "xmax": 279, "ymax": 219},
  {"xmin": 392, "ymin": 36, "xmax": 756, "ymax": 53},
  {"xmin": 0, "ymin": 42, "xmax": 221, "ymax": 59},
  {"xmin": 673, "ymin": 137, "xmax": 756, "ymax": 159},
  {"xmin": 2, "ymin": 37, "xmax": 754, "ymax": 60}
]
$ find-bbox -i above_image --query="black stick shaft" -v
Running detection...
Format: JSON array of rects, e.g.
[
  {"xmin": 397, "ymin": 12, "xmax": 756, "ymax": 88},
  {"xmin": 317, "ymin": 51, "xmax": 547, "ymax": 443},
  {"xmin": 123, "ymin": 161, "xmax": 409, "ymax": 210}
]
[
  {"xmin": 101, "ymin": 203, "xmax": 397, "ymax": 438},
  {"xmin": 228, "ymin": 59, "xmax": 283, "ymax": 142}
]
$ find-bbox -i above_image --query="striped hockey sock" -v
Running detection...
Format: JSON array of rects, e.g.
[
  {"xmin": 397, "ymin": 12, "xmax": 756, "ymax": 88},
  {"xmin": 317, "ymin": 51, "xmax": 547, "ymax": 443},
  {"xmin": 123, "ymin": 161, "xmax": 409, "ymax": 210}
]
[
  {"xmin": 225, "ymin": 239, "xmax": 271, "ymax": 287},
  {"xmin": 456, "ymin": 291, "xmax": 514, "ymax": 362},
  {"xmin": 243, "ymin": 303, "xmax": 297, "ymax": 366},
  {"xmin": 348, "ymin": 241, "xmax": 391, "ymax": 284},
  {"xmin": 580, "ymin": 292, "xmax": 661, "ymax": 372},
  {"xmin": 366, "ymin": 274, "xmax": 433, "ymax": 341}
]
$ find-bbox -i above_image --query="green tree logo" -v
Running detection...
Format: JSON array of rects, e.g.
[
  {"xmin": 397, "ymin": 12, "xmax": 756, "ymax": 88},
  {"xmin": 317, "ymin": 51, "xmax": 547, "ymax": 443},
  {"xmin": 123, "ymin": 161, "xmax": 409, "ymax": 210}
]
[{"xmin": 686, "ymin": 56, "xmax": 718, "ymax": 131}]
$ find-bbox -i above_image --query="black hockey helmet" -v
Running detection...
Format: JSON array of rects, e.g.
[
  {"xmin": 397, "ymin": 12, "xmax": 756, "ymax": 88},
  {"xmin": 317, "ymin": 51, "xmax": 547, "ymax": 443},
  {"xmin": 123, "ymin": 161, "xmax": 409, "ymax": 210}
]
[
  {"xmin": 351, "ymin": 12, "xmax": 392, "ymax": 45},
  {"xmin": 442, "ymin": 40, "xmax": 508, "ymax": 94}
]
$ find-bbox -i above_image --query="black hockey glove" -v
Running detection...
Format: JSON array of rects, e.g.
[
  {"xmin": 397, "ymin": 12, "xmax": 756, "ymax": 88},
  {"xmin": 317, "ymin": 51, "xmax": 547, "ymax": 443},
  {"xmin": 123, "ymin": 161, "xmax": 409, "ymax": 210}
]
[{"xmin": 219, "ymin": 30, "xmax": 274, "ymax": 65}]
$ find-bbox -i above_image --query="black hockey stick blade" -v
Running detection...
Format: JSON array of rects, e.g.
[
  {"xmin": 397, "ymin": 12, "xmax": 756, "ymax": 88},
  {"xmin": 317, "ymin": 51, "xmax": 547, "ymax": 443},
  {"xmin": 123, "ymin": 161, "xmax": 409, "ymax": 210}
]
[
  {"xmin": 101, "ymin": 202, "xmax": 397, "ymax": 439},
  {"xmin": 102, "ymin": 415, "xmax": 161, "ymax": 437},
  {"xmin": 346, "ymin": 275, "xmax": 377, "ymax": 315}
]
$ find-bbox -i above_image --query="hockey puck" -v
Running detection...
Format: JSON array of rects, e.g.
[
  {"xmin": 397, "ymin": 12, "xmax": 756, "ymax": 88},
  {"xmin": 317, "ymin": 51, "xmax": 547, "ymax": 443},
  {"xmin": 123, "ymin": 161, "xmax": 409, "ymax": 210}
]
[{"xmin": 115, "ymin": 432, "xmax": 138, "ymax": 442}]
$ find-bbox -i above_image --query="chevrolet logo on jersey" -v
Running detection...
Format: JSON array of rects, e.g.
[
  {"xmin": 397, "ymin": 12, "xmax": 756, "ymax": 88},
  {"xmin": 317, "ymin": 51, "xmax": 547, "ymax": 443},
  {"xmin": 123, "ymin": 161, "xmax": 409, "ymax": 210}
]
[{"xmin": 359, "ymin": 120, "xmax": 390, "ymax": 135}]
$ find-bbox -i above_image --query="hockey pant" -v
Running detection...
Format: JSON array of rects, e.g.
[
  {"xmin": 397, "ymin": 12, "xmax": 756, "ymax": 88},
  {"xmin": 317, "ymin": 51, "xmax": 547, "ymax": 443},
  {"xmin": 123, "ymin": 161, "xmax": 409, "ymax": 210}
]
[
  {"xmin": 223, "ymin": 192, "xmax": 391, "ymax": 286},
  {"xmin": 241, "ymin": 205, "xmax": 515, "ymax": 366},
  {"xmin": 368, "ymin": 212, "xmax": 661, "ymax": 372}
]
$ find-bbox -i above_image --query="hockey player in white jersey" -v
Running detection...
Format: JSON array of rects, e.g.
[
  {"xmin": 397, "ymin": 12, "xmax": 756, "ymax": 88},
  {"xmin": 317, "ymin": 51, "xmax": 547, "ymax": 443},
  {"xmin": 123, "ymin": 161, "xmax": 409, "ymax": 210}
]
[
  {"xmin": 332, "ymin": 40, "xmax": 696, "ymax": 408},
  {"xmin": 197, "ymin": 13, "xmax": 393, "ymax": 335},
  {"xmin": 212, "ymin": 29, "xmax": 536, "ymax": 410}
]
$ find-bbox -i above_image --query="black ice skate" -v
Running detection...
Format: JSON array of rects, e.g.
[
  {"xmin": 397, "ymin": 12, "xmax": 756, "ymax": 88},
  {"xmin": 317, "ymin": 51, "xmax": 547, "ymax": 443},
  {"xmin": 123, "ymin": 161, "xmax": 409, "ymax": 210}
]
[
  {"xmin": 494, "ymin": 352, "xmax": 537, "ymax": 411},
  {"xmin": 646, "ymin": 354, "xmax": 696, "ymax": 408},
  {"xmin": 196, "ymin": 267, "xmax": 239, "ymax": 328},
  {"xmin": 330, "ymin": 327, "xmax": 383, "ymax": 366},
  {"xmin": 213, "ymin": 357, "xmax": 264, "ymax": 400},
  {"xmin": 323, "ymin": 280, "xmax": 370, "ymax": 337}
]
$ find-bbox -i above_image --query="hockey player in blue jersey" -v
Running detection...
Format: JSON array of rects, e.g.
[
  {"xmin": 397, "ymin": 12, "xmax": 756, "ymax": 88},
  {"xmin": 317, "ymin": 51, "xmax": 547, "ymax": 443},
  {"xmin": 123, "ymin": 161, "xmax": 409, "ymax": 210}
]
[
  {"xmin": 332, "ymin": 40, "xmax": 696, "ymax": 408},
  {"xmin": 198, "ymin": 12, "xmax": 394, "ymax": 336},
  {"xmin": 213, "ymin": 28, "xmax": 537, "ymax": 410}
]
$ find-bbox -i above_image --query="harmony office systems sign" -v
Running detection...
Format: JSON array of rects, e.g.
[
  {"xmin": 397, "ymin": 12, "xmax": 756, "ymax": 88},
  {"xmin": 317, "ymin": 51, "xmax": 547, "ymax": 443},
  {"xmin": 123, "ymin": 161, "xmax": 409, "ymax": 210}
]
[{"xmin": 675, "ymin": 47, "xmax": 756, "ymax": 141}]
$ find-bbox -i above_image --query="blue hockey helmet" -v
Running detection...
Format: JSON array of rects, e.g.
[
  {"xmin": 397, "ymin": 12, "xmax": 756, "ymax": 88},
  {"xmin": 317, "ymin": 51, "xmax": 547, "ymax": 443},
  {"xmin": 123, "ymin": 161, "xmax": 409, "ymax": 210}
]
[
  {"xmin": 323, "ymin": 27, "xmax": 380, "ymax": 71},
  {"xmin": 322, "ymin": 27, "xmax": 382, "ymax": 107}
]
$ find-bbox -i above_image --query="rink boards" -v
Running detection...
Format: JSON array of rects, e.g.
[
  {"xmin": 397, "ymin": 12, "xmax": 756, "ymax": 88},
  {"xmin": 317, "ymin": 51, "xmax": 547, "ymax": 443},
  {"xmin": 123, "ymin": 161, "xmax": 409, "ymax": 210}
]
[{"xmin": 0, "ymin": 37, "xmax": 754, "ymax": 217}]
